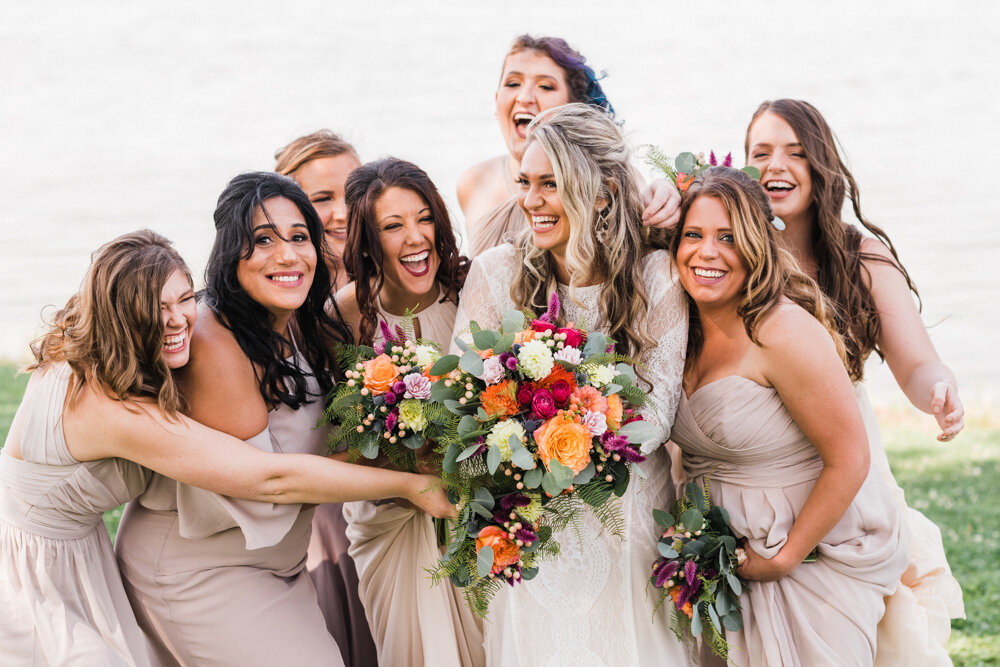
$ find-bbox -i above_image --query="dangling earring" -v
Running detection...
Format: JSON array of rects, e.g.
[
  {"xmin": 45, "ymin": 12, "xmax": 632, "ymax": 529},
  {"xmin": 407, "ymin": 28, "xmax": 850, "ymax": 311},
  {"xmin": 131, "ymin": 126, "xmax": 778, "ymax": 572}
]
[{"xmin": 595, "ymin": 207, "xmax": 611, "ymax": 243}]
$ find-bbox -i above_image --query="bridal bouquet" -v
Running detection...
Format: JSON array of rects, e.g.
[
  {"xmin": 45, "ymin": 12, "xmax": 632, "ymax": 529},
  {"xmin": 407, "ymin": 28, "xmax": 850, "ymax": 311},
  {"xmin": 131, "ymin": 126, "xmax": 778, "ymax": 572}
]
[
  {"xmin": 430, "ymin": 294, "xmax": 658, "ymax": 617},
  {"xmin": 323, "ymin": 320, "xmax": 459, "ymax": 471},
  {"xmin": 650, "ymin": 481, "xmax": 747, "ymax": 661},
  {"xmin": 645, "ymin": 147, "xmax": 761, "ymax": 193}
]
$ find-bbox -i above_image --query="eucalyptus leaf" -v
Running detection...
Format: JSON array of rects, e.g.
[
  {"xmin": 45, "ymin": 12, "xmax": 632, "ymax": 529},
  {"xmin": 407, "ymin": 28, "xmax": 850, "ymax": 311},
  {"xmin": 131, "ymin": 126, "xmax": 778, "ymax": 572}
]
[
  {"xmin": 454, "ymin": 336, "xmax": 470, "ymax": 353},
  {"xmin": 472, "ymin": 328, "xmax": 499, "ymax": 350},
  {"xmin": 716, "ymin": 590, "xmax": 731, "ymax": 616},
  {"xmin": 443, "ymin": 443, "xmax": 461, "ymax": 473},
  {"xmin": 429, "ymin": 355, "xmax": 460, "ymax": 376},
  {"xmin": 520, "ymin": 566, "xmax": 539, "ymax": 581},
  {"xmin": 523, "ymin": 467, "xmax": 543, "ymax": 489},
  {"xmin": 469, "ymin": 320, "xmax": 481, "ymax": 334},
  {"xmin": 501, "ymin": 310, "xmax": 526, "ymax": 335},
  {"xmin": 613, "ymin": 468, "xmax": 630, "ymax": 497},
  {"xmin": 487, "ymin": 444, "xmax": 502, "ymax": 474},
  {"xmin": 686, "ymin": 481, "xmax": 709, "ymax": 513},
  {"xmin": 618, "ymin": 420, "xmax": 658, "ymax": 444},
  {"xmin": 707, "ymin": 601, "xmax": 722, "ymax": 633},
  {"xmin": 742, "ymin": 165, "xmax": 761, "ymax": 180},
  {"xmin": 680, "ymin": 508, "xmax": 705, "ymax": 532},
  {"xmin": 690, "ymin": 603, "xmax": 703, "ymax": 636},
  {"xmin": 430, "ymin": 380, "xmax": 456, "ymax": 403},
  {"xmin": 477, "ymin": 407, "xmax": 489, "ymax": 420},
  {"xmin": 720, "ymin": 535, "xmax": 737, "ymax": 553},
  {"xmin": 470, "ymin": 502, "xmax": 494, "ymax": 519},
  {"xmin": 476, "ymin": 545, "xmax": 495, "ymax": 578},
  {"xmin": 511, "ymin": 443, "xmax": 536, "ymax": 471},
  {"xmin": 723, "ymin": 610, "xmax": 743, "ymax": 631},
  {"xmin": 614, "ymin": 363, "xmax": 637, "ymax": 383},
  {"xmin": 460, "ymin": 350, "xmax": 485, "ymax": 377},
  {"xmin": 548, "ymin": 459, "xmax": 575, "ymax": 489},
  {"xmin": 726, "ymin": 572, "xmax": 743, "ymax": 596},
  {"xmin": 443, "ymin": 399, "xmax": 476, "ymax": 415},
  {"xmin": 681, "ymin": 540, "xmax": 706, "ymax": 557},
  {"xmin": 474, "ymin": 486, "xmax": 495, "ymax": 510},
  {"xmin": 449, "ymin": 566, "xmax": 470, "ymax": 588},
  {"xmin": 582, "ymin": 332, "xmax": 608, "ymax": 359},
  {"xmin": 358, "ymin": 436, "xmax": 379, "ymax": 460},
  {"xmin": 652, "ymin": 508, "xmax": 675, "ymax": 528},
  {"xmin": 675, "ymin": 151, "xmax": 697, "ymax": 173},
  {"xmin": 403, "ymin": 432, "xmax": 424, "ymax": 450},
  {"xmin": 657, "ymin": 543, "xmax": 679, "ymax": 559},
  {"xmin": 602, "ymin": 383, "xmax": 622, "ymax": 397},
  {"xmin": 457, "ymin": 415, "xmax": 478, "ymax": 438},
  {"xmin": 492, "ymin": 332, "xmax": 516, "ymax": 354},
  {"xmin": 573, "ymin": 462, "xmax": 595, "ymax": 484},
  {"xmin": 456, "ymin": 443, "xmax": 484, "ymax": 463},
  {"xmin": 541, "ymin": 472, "xmax": 563, "ymax": 497}
]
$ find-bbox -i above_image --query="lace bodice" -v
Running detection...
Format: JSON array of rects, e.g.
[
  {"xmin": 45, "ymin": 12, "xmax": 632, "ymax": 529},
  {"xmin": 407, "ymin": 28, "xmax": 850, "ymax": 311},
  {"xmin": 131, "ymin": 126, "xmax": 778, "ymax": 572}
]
[{"xmin": 451, "ymin": 244, "xmax": 691, "ymax": 666}]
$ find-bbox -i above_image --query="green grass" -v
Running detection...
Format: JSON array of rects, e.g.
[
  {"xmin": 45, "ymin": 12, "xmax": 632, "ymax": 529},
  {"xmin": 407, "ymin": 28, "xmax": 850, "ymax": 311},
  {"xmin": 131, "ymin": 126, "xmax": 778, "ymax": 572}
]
[{"xmin": 1, "ymin": 362, "xmax": 998, "ymax": 663}]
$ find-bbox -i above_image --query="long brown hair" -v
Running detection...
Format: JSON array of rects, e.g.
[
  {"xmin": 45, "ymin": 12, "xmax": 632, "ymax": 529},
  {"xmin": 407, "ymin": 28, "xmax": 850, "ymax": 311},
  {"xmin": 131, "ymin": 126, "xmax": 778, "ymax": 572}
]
[
  {"xmin": 746, "ymin": 99, "xmax": 917, "ymax": 380},
  {"xmin": 274, "ymin": 129, "xmax": 358, "ymax": 176},
  {"xmin": 343, "ymin": 158, "xmax": 469, "ymax": 345},
  {"xmin": 30, "ymin": 229, "xmax": 191, "ymax": 416},
  {"xmin": 512, "ymin": 103, "xmax": 653, "ymax": 360},
  {"xmin": 671, "ymin": 167, "xmax": 846, "ymax": 366}
]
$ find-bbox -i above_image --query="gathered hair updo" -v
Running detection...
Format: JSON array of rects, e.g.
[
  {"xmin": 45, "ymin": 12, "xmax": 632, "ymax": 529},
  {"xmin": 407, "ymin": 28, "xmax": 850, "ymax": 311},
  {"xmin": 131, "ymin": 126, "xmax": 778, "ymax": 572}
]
[
  {"xmin": 505, "ymin": 34, "xmax": 614, "ymax": 115},
  {"xmin": 513, "ymin": 103, "xmax": 653, "ymax": 359},
  {"xmin": 31, "ymin": 229, "xmax": 191, "ymax": 416}
]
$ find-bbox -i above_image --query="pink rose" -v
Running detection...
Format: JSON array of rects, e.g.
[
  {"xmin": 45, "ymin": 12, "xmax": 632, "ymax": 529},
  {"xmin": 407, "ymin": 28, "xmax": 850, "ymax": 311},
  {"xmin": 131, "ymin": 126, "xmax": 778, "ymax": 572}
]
[
  {"xmin": 557, "ymin": 328, "xmax": 583, "ymax": 349},
  {"xmin": 549, "ymin": 379, "xmax": 572, "ymax": 406},
  {"xmin": 531, "ymin": 388, "xmax": 557, "ymax": 419},
  {"xmin": 516, "ymin": 383, "xmax": 536, "ymax": 408},
  {"xmin": 531, "ymin": 319, "xmax": 556, "ymax": 333}
]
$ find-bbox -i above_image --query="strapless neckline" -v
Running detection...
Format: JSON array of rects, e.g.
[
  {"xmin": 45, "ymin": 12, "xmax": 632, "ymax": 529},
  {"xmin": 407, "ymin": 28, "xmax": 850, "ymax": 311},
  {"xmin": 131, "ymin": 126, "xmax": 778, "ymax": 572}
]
[{"xmin": 683, "ymin": 374, "xmax": 772, "ymax": 401}]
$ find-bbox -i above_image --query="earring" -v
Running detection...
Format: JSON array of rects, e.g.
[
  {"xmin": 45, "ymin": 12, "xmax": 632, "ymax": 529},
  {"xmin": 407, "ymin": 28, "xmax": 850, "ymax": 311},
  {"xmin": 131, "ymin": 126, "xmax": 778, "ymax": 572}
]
[{"xmin": 595, "ymin": 208, "xmax": 611, "ymax": 243}]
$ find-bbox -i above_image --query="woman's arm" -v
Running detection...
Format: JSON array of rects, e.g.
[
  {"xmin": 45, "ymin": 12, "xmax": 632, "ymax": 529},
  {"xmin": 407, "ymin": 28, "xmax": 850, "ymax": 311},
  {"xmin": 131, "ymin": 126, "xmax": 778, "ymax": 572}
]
[
  {"xmin": 863, "ymin": 238, "xmax": 964, "ymax": 441},
  {"xmin": 739, "ymin": 303, "xmax": 870, "ymax": 581}
]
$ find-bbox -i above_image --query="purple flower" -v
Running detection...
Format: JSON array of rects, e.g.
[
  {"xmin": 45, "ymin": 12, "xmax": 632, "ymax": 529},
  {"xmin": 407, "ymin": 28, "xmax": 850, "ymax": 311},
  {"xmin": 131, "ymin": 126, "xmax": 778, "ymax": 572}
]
[
  {"xmin": 392, "ymin": 380, "xmax": 407, "ymax": 395},
  {"xmin": 500, "ymin": 494, "xmax": 530, "ymax": 511},
  {"xmin": 676, "ymin": 580, "xmax": 700, "ymax": 610},
  {"xmin": 385, "ymin": 409, "xmax": 399, "ymax": 432},
  {"xmin": 722, "ymin": 152, "xmax": 733, "ymax": 167},
  {"xmin": 373, "ymin": 341, "xmax": 385, "ymax": 355},
  {"xmin": 709, "ymin": 150, "xmax": 717, "ymax": 166},
  {"xmin": 515, "ymin": 527, "xmax": 538, "ymax": 543},
  {"xmin": 379, "ymin": 320, "xmax": 393, "ymax": 345},
  {"xmin": 653, "ymin": 559, "xmax": 680, "ymax": 588},
  {"xmin": 500, "ymin": 352, "xmax": 518, "ymax": 371},
  {"xmin": 384, "ymin": 391, "xmax": 398, "ymax": 406},
  {"xmin": 684, "ymin": 559, "xmax": 698, "ymax": 586},
  {"xmin": 403, "ymin": 373, "xmax": 431, "ymax": 400},
  {"xmin": 544, "ymin": 292, "xmax": 561, "ymax": 323}
]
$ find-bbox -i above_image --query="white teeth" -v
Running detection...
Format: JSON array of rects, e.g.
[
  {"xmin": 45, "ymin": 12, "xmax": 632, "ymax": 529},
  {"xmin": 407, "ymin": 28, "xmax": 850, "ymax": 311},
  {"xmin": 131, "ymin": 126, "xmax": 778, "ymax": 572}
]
[
  {"xmin": 269, "ymin": 274, "xmax": 300, "ymax": 283},
  {"xmin": 765, "ymin": 181, "xmax": 794, "ymax": 191},
  {"xmin": 532, "ymin": 215, "xmax": 558, "ymax": 229},
  {"xmin": 164, "ymin": 332, "xmax": 186, "ymax": 351},
  {"xmin": 514, "ymin": 113, "xmax": 535, "ymax": 124},
  {"xmin": 400, "ymin": 251, "xmax": 429, "ymax": 263},
  {"xmin": 694, "ymin": 268, "xmax": 725, "ymax": 278}
]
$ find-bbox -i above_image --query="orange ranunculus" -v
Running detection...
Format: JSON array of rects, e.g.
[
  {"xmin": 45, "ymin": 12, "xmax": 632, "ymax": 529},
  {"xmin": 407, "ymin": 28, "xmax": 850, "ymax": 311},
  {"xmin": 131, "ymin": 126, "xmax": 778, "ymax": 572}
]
[
  {"xmin": 476, "ymin": 526, "xmax": 521, "ymax": 574},
  {"xmin": 537, "ymin": 364, "xmax": 577, "ymax": 391},
  {"xmin": 481, "ymin": 380, "xmax": 519, "ymax": 418},
  {"xmin": 534, "ymin": 416, "xmax": 593, "ymax": 474},
  {"xmin": 477, "ymin": 348, "xmax": 494, "ymax": 359},
  {"xmin": 605, "ymin": 393, "xmax": 624, "ymax": 430},
  {"xmin": 422, "ymin": 367, "xmax": 444, "ymax": 383},
  {"xmin": 571, "ymin": 385, "xmax": 608, "ymax": 415},
  {"xmin": 513, "ymin": 329, "xmax": 536, "ymax": 345},
  {"xmin": 669, "ymin": 585, "xmax": 694, "ymax": 618},
  {"xmin": 363, "ymin": 354, "xmax": 400, "ymax": 395}
]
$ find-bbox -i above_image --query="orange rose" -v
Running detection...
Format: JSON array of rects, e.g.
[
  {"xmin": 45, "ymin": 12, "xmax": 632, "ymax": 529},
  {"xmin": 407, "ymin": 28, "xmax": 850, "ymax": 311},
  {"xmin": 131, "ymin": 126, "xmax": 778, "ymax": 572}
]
[
  {"xmin": 476, "ymin": 526, "xmax": 521, "ymax": 574},
  {"xmin": 362, "ymin": 354, "xmax": 400, "ymax": 395},
  {"xmin": 513, "ymin": 329, "xmax": 536, "ymax": 345},
  {"xmin": 534, "ymin": 416, "xmax": 593, "ymax": 474},
  {"xmin": 605, "ymin": 393, "xmax": 624, "ymax": 430},
  {"xmin": 676, "ymin": 172, "xmax": 695, "ymax": 192}
]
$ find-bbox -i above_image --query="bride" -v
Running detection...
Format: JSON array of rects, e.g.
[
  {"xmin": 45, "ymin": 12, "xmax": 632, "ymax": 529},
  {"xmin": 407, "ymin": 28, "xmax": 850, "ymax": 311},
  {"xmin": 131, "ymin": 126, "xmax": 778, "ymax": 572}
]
[{"xmin": 451, "ymin": 103, "xmax": 691, "ymax": 666}]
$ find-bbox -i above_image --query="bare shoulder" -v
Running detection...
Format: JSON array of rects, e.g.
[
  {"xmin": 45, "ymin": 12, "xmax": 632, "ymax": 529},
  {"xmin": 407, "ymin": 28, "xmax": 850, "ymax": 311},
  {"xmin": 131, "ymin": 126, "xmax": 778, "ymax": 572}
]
[
  {"xmin": 457, "ymin": 156, "xmax": 501, "ymax": 201},
  {"xmin": 458, "ymin": 155, "xmax": 508, "ymax": 219},
  {"xmin": 177, "ymin": 305, "xmax": 267, "ymax": 438},
  {"xmin": 756, "ymin": 300, "xmax": 836, "ymax": 360}
]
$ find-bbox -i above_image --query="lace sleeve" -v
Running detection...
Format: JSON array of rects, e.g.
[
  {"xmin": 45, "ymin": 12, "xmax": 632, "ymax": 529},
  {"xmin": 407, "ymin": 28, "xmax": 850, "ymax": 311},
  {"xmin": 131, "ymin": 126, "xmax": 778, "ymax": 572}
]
[
  {"xmin": 450, "ymin": 244, "xmax": 518, "ymax": 354},
  {"xmin": 636, "ymin": 250, "xmax": 688, "ymax": 454}
]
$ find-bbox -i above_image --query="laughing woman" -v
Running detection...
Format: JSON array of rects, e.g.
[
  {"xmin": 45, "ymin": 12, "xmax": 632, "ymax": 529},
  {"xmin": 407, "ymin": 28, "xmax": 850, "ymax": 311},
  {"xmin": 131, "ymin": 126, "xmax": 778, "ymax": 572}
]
[
  {"xmin": 453, "ymin": 104, "xmax": 689, "ymax": 666},
  {"xmin": 457, "ymin": 34, "xmax": 679, "ymax": 256},
  {"xmin": 0, "ymin": 230, "xmax": 448, "ymax": 666},
  {"xmin": 114, "ymin": 173, "xmax": 452, "ymax": 666},
  {"xmin": 335, "ymin": 157, "xmax": 484, "ymax": 667},
  {"xmin": 745, "ymin": 99, "xmax": 965, "ymax": 664}
]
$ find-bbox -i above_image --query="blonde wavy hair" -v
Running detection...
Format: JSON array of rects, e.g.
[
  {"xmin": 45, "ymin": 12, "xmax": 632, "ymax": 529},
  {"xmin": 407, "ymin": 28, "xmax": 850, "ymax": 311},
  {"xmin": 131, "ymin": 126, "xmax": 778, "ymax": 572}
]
[
  {"xmin": 274, "ymin": 129, "xmax": 358, "ymax": 176},
  {"xmin": 511, "ymin": 103, "xmax": 654, "ymax": 359},
  {"xmin": 670, "ymin": 167, "xmax": 846, "ymax": 365},
  {"xmin": 30, "ymin": 229, "xmax": 191, "ymax": 416}
]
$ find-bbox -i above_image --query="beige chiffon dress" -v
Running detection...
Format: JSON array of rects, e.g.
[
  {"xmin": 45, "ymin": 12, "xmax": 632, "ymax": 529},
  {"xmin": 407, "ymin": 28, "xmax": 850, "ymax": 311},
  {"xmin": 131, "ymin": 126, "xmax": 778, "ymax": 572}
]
[
  {"xmin": 856, "ymin": 384, "xmax": 965, "ymax": 666},
  {"xmin": 342, "ymin": 291, "xmax": 486, "ymax": 667},
  {"xmin": 672, "ymin": 376, "xmax": 910, "ymax": 666},
  {"xmin": 0, "ymin": 362, "xmax": 153, "ymax": 666},
  {"xmin": 467, "ymin": 196, "xmax": 523, "ymax": 258},
  {"xmin": 114, "ymin": 355, "xmax": 343, "ymax": 667}
]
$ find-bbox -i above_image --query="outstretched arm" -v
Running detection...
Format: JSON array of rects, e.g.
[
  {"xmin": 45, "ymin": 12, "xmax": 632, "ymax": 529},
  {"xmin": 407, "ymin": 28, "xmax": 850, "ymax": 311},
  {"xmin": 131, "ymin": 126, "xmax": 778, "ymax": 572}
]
[{"xmin": 864, "ymin": 238, "xmax": 964, "ymax": 441}]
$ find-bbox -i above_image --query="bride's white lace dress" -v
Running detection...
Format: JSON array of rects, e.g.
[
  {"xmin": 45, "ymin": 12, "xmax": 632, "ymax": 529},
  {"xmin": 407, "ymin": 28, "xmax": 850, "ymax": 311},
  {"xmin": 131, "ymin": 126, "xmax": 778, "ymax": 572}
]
[{"xmin": 451, "ymin": 245, "xmax": 694, "ymax": 667}]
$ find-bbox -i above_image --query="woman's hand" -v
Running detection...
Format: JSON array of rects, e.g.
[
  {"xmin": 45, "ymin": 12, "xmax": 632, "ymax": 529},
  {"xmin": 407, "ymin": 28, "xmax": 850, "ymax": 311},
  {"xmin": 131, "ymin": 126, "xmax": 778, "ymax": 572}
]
[
  {"xmin": 931, "ymin": 381, "xmax": 965, "ymax": 442},
  {"xmin": 735, "ymin": 542, "xmax": 797, "ymax": 582},
  {"xmin": 405, "ymin": 474, "xmax": 455, "ymax": 519},
  {"xmin": 641, "ymin": 178, "xmax": 681, "ymax": 228}
]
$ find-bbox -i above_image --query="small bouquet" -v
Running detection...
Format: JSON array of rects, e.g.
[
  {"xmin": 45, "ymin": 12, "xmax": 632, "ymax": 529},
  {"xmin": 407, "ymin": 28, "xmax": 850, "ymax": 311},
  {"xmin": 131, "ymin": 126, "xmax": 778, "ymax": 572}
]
[
  {"xmin": 431, "ymin": 294, "xmax": 658, "ymax": 617},
  {"xmin": 650, "ymin": 481, "xmax": 747, "ymax": 661},
  {"xmin": 324, "ymin": 320, "xmax": 459, "ymax": 471},
  {"xmin": 645, "ymin": 147, "xmax": 761, "ymax": 193}
]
